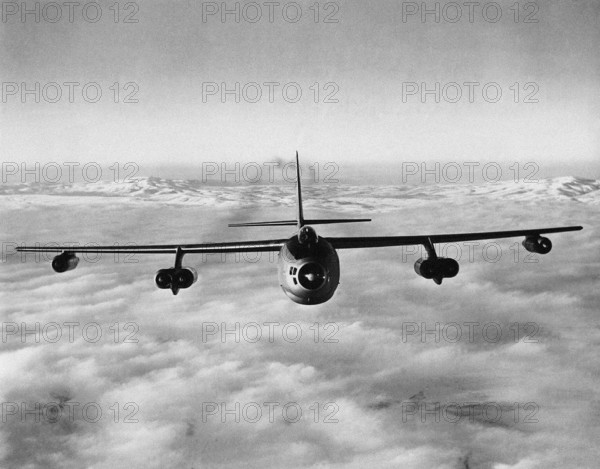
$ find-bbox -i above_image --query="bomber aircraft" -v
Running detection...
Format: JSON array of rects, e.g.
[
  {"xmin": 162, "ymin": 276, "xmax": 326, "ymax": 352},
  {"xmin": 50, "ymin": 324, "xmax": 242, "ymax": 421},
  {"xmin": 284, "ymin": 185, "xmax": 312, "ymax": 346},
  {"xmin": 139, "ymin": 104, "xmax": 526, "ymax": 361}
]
[{"xmin": 16, "ymin": 153, "xmax": 583, "ymax": 304}]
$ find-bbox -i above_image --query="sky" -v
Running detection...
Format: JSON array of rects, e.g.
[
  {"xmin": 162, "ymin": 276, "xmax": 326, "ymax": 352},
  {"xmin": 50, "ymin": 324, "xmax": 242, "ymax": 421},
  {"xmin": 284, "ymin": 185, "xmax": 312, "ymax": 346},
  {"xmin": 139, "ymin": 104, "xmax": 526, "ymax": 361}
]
[
  {"xmin": 1, "ymin": 0, "xmax": 599, "ymax": 179},
  {"xmin": 1, "ymin": 1, "xmax": 600, "ymax": 467}
]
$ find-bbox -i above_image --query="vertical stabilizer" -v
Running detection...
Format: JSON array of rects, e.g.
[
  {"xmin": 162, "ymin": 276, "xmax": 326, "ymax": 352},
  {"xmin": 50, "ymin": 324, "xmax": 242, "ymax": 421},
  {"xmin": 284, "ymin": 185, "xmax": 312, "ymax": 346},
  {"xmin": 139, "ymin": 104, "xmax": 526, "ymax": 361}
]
[
  {"xmin": 226, "ymin": 152, "xmax": 371, "ymax": 228},
  {"xmin": 296, "ymin": 151, "xmax": 305, "ymax": 229}
]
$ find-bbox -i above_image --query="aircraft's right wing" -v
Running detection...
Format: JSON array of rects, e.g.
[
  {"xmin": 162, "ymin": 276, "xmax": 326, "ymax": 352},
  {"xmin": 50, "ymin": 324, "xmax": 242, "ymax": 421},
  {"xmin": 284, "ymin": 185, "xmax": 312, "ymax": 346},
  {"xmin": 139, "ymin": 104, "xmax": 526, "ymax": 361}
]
[
  {"xmin": 327, "ymin": 226, "xmax": 583, "ymax": 249},
  {"xmin": 15, "ymin": 239, "xmax": 288, "ymax": 255},
  {"xmin": 15, "ymin": 238, "xmax": 289, "ymax": 295}
]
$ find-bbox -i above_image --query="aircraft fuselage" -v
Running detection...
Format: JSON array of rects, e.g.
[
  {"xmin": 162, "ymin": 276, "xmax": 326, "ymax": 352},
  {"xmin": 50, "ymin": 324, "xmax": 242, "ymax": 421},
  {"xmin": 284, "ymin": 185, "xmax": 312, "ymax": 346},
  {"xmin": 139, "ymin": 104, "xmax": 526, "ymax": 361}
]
[{"xmin": 277, "ymin": 233, "xmax": 340, "ymax": 305}]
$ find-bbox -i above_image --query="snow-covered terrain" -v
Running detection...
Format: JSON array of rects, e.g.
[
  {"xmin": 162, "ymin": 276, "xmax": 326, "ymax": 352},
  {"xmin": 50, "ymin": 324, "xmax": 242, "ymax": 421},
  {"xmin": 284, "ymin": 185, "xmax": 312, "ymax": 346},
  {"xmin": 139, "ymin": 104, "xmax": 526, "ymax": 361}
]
[{"xmin": 2, "ymin": 176, "xmax": 599, "ymax": 211}]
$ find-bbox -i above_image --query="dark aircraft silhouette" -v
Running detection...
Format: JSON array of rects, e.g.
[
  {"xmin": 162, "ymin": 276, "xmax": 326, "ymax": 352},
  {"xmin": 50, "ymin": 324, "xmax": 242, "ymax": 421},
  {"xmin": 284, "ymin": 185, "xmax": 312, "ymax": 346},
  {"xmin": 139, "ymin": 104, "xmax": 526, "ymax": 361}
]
[{"xmin": 16, "ymin": 153, "xmax": 583, "ymax": 304}]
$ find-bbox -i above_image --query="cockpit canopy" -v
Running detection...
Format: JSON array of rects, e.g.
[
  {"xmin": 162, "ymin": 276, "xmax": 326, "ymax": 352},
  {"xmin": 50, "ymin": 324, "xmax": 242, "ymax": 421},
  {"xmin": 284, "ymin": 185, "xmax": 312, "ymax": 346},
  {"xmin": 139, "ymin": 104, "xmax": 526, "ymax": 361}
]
[{"xmin": 298, "ymin": 226, "xmax": 318, "ymax": 245}]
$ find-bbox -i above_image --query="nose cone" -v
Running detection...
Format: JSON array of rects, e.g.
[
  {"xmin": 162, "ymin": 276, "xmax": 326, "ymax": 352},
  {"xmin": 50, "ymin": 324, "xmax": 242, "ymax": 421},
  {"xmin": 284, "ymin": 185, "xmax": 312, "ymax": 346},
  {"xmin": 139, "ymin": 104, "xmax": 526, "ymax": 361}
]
[{"xmin": 297, "ymin": 262, "xmax": 327, "ymax": 290}]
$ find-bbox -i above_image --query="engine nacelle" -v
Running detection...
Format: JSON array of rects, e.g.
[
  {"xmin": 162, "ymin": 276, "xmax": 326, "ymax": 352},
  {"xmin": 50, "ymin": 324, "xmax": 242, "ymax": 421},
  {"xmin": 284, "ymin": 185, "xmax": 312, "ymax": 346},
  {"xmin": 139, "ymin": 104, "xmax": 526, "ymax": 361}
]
[
  {"xmin": 155, "ymin": 269, "xmax": 173, "ymax": 289},
  {"xmin": 522, "ymin": 236, "xmax": 552, "ymax": 254},
  {"xmin": 52, "ymin": 252, "xmax": 79, "ymax": 273},
  {"xmin": 173, "ymin": 267, "xmax": 198, "ymax": 289},
  {"xmin": 414, "ymin": 258, "xmax": 459, "ymax": 280},
  {"xmin": 155, "ymin": 267, "xmax": 198, "ymax": 290}
]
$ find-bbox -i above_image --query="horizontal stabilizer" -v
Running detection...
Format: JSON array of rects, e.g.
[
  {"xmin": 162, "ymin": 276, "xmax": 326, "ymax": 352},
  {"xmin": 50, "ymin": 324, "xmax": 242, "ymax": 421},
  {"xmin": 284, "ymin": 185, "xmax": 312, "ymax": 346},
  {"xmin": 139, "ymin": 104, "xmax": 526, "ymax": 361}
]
[
  {"xmin": 229, "ymin": 218, "xmax": 371, "ymax": 227},
  {"xmin": 305, "ymin": 218, "xmax": 371, "ymax": 225},
  {"xmin": 229, "ymin": 220, "xmax": 297, "ymax": 227}
]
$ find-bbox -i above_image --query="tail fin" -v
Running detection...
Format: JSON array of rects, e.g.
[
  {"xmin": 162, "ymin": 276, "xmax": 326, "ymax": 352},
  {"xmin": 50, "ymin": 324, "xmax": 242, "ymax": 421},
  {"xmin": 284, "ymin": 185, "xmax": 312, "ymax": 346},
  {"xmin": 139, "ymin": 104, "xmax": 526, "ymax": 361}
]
[
  {"xmin": 296, "ymin": 151, "xmax": 304, "ymax": 229},
  {"xmin": 228, "ymin": 151, "xmax": 371, "ymax": 229}
]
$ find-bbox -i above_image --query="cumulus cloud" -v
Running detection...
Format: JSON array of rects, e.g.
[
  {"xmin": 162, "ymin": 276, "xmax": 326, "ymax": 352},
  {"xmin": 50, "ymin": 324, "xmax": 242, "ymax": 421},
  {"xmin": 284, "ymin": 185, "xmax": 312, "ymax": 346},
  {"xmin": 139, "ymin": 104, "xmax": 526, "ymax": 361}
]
[{"xmin": 1, "ymin": 177, "xmax": 599, "ymax": 468}]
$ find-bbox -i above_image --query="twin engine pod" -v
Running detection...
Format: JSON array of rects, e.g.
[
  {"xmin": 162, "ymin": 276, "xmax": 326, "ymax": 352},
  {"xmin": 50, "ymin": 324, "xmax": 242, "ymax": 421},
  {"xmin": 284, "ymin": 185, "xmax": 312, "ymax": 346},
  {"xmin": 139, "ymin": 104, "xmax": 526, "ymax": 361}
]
[
  {"xmin": 414, "ymin": 257, "xmax": 459, "ymax": 284},
  {"xmin": 51, "ymin": 252, "xmax": 79, "ymax": 273},
  {"xmin": 522, "ymin": 236, "xmax": 552, "ymax": 254},
  {"xmin": 155, "ymin": 267, "xmax": 198, "ymax": 290}
]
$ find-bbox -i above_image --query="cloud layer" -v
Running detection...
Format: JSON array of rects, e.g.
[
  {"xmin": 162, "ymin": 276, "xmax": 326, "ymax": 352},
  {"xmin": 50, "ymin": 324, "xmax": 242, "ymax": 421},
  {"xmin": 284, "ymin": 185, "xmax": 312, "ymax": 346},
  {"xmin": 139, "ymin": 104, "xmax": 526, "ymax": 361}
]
[{"xmin": 1, "ymin": 179, "xmax": 598, "ymax": 468}]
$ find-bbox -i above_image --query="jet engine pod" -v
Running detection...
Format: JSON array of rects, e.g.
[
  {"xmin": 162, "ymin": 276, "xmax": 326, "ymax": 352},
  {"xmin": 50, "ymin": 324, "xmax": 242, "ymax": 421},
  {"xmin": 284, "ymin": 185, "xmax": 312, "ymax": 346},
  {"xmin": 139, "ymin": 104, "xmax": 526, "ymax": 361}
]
[
  {"xmin": 414, "ymin": 258, "xmax": 459, "ymax": 280},
  {"xmin": 51, "ymin": 252, "xmax": 79, "ymax": 273},
  {"xmin": 522, "ymin": 236, "xmax": 552, "ymax": 254},
  {"xmin": 438, "ymin": 258, "xmax": 459, "ymax": 278},
  {"xmin": 173, "ymin": 267, "xmax": 198, "ymax": 289},
  {"xmin": 155, "ymin": 269, "xmax": 173, "ymax": 289},
  {"xmin": 155, "ymin": 267, "xmax": 197, "ymax": 291},
  {"xmin": 414, "ymin": 258, "xmax": 437, "ymax": 279}
]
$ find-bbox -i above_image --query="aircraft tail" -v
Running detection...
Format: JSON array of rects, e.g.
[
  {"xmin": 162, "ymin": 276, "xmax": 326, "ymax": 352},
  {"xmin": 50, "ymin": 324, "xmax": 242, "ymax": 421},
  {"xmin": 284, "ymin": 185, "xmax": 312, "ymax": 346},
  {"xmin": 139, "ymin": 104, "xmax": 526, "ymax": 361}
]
[
  {"xmin": 229, "ymin": 218, "xmax": 371, "ymax": 227},
  {"xmin": 228, "ymin": 151, "xmax": 371, "ymax": 229},
  {"xmin": 295, "ymin": 151, "xmax": 304, "ymax": 229}
]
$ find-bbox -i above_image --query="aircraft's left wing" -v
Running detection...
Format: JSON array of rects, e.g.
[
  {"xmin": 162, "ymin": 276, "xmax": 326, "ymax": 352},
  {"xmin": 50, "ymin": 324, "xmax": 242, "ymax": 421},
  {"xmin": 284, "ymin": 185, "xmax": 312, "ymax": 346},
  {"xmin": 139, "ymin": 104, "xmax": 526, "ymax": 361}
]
[
  {"xmin": 327, "ymin": 226, "xmax": 583, "ymax": 249},
  {"xmin": 15, "ymin": 239, "xmax": 288, "ymax": 255},
  {"xmin": 327, "ymin": 225, "xmax": 582, "ymax": 285}
]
